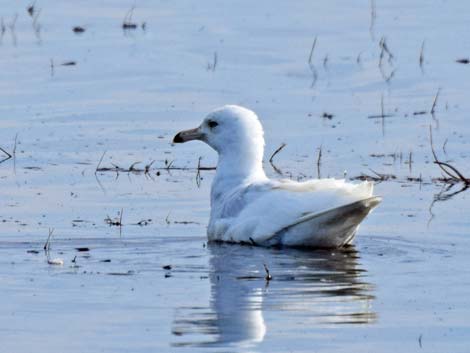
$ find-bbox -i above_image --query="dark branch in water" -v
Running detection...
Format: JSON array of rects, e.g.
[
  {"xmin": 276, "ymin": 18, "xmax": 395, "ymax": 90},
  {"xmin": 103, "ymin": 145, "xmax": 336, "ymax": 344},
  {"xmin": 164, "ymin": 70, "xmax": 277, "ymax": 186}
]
[
  {"xmin": 430, "ymin": 88, "xmax": 440, "ymax": 115},
  {"xmin": 323, "ymin": 54, "xmax": 329, "ymax": 71},
  {"xmin": 308, "ymin": 37, "xmax": 317, "ymax": 64},
  {"xmin": 196, "ymin": 156, "xmax": 202, "ymax": 187},
  {"xmin": 429, "ymin": 125, "xmax": 469, "ymax": 185},
  {"xmin": 95, "ymin": 153, "xmax": 215, "ymax": 184},
  {"xmin": 43, "ymin": 228, "xmax": 54, "ymax": 251},
  {"xmin": 95, "ymin": 151, "xmax": 107, "ymax": 172},
  {"xmin": 368, "ymin": 94, "xmax": 393, "ymax": 119},
  {"xmin": 31, "ymin": 8, "xmax": 42, "ymax": 42},
  {"xmin": 207, "ymin": 52, "xmax": 218, "ymax": 71},
  {"xmin": 13, "ymin": 134, "xmax": 18, "ymax": 156},
  {"xmin": 378, "ymin": 37, "xmax": 395, "ymax": 83},
  {"xmin": 269, "ymin": 143, "xmax": 286, "ymax": 163},
  {"xmin": 308, "ymin": 37, "xmax": 318, "ymax": 87},
  {"xmin": 351, "ymin": 169, "xmax": 397, "ymax": 182},
  {"xmin": 105, "ymin": 209, "xmax": 124, "ymax": 236},
  {"xmin": 269, "ymin": 143, "xmax": 286, "ymax": 175},
  {"xmin": 0, "ymin": 146, "xmax": 12, "ymax": 164},
  {"xmin": 128, "ymin": 161, "xmax": 141, "ymax": 172},
  {"xmin": 316, "ymin": 145, "xmax": 322, "ymax": 179},
  {"xmin": 419, "ymin": 40, "xmax": 425, "ymax": 70},
  {"xmin": 428, "ymin": 182, "xmax": 468, "ymax": 227},
  {"xmin": 369, "ymin": 0, "xmax": 376, "ymax": 40},
  {"xmin": 263, "ymin": 263, "xmax": 272, "ymax": 281},
  {"xmin": 379, "ymin": 37, "xmax": 394, "ymax": 63},
  {"xmin": 122, "ymin": 6, "xmax": 138, "ymax": 29}
]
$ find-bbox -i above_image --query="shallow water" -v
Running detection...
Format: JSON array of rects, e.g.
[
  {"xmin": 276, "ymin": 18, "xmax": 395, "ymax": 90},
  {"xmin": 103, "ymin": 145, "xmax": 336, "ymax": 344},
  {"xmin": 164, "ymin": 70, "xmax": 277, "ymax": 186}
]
[{"xmin": 1, "ymin": 0, "xmax": 469, "ymax": 352}]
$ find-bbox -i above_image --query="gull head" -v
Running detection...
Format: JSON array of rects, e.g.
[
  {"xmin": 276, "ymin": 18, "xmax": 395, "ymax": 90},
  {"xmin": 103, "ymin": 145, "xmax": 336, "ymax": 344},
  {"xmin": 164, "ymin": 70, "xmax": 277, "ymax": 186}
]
[{"xmin": 173, "ymin": 105, "xmax": 265, "ymax": 157}]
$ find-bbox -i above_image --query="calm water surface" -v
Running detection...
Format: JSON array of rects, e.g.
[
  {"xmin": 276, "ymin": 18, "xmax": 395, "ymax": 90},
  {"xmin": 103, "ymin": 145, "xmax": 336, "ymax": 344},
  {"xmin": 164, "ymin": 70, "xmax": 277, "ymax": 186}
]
[{"xmin": 0, "ymin": 0, "xmax": 469, "ymax": 352}]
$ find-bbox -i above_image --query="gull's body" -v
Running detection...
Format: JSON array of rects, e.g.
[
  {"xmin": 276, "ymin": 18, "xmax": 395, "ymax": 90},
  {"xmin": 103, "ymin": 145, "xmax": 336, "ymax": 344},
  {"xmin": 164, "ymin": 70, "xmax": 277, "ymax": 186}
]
[{"xmin": 173, "ymin": 105, "xmax": 381, "ymax": 248}]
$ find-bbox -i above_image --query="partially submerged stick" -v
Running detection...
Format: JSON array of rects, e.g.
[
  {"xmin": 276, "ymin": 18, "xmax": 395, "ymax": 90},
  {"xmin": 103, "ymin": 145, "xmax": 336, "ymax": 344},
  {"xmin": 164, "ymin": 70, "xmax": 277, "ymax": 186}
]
[
  {"xmin": 269, "ymin": 143, "xmax": 286, "ymax": 163},
  {"xmin": 122, "ymin": 6, "xmax": 137, "ymax": 29},
  {"xmin": 207, "ymin": 52, "xmax": 218, "ymax": 71},
  {"xmin": 95, "ymin": 151, "xmax": 107, "ymax": 172},
  {"xmin": 269, "ymin": 143, "xmax": 286, "ymax": 175},
  {"xmin": 419, "ymin": 40, "xmax": 425, "ymax": 69},
  {"xmin": 308, "ymin": 37, "xmax": 317, "ymax": 65},
  {"xmin": 263, "ymin": 263, "xmax": 272, "ymax": 281},
  {"xmin": 0, "ymin": 146, "xmax": 12, "ymax": 164},
  {"xmin": 369, "ymin": 0, "xmax": 376, "ymax": 40},
  {"xmin": 316, "ymin": 145, "xmax": 322, "ymax": 179},
  {"xmin": 43, "ymin": 228, "xmax": 54, "ymax": 251},
  {"xmin": 308, "ymin": 37, "xmax": 318, "ymax": 87},
  {"xmin": 196, "ymin": 156, "xmax": 202, "ymax": 187},
  {"xmin": 430, "ymin": 88, "xmax": 441, "ymax": 115},
  {"xmin": 119, "ymin": 208, "xmax": 123, "ymax": 237},
  {"xmin": 429, "ymin": 125, "xmax": 469, "ymax": 185}
]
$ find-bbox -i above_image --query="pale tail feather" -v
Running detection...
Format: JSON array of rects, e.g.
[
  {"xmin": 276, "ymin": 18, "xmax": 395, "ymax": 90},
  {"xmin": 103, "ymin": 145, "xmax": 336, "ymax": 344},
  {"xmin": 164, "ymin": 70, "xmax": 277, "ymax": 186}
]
[{"xmin": 260, "ymin": 196, "xmax": 382, "ymax": 248}]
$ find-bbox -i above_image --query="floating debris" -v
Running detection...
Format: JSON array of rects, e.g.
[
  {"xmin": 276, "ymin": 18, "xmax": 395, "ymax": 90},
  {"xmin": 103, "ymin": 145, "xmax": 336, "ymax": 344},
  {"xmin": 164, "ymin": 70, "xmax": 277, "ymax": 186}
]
[
  {"xmin": 48, "ymin": 258, "xmax": 64, "ymax": 266},
  {"xmin": 72, "ymin": 26, "xmax": 85, "ymax": 33},
  {"xmin": 173, "ymin": 220, "xmax": 199, "ymax": 225},
  {"xmin": 75, "ymin": 247, "xmax": 90, "ymax": 252},
  {"xmin": 122, "ymin": 6, "xmax": 138, "ymax": 30},
  {"xmin": 107, "ymin": 270, "xmax": 134, "ymax": 276},
  {"xmin": 27, "ymin": 2, "xmax": 35, "ymax": 17},
  {"xmin": 122, "ymin": 23, "xmax": 137, "ymax": 29},
  {"xmin": 456, "ymin": 58, "xmax": 470, "ymax": 64},
  {"xmin": 135, "ymin": 219, "xmax": 152, "ymax": 226},
  {"xmin": 105, "ymin": 209, "xmax": 123, "ymax": 226},
  {"xmin": 351, "ymin": 169, "xmax": 397, "ymax": 182},
  {"xmin": 105, "ymin": 209, "xmax": 124, "ymax": 236}
]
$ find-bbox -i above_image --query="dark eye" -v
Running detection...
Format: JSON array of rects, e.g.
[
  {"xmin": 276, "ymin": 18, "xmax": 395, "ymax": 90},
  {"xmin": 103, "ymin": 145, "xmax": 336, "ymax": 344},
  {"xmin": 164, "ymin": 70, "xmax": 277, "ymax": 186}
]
[{"xmin": 208, "ymin": 120, "xmax": 218, "ymax": 128}]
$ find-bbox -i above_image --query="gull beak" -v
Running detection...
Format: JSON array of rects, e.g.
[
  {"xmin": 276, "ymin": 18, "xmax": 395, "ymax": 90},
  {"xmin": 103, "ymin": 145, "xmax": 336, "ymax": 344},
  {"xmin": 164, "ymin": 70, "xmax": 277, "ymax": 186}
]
[{"xmin": 173, "ymin": 127, "xmax": 203, "ymax": 143}]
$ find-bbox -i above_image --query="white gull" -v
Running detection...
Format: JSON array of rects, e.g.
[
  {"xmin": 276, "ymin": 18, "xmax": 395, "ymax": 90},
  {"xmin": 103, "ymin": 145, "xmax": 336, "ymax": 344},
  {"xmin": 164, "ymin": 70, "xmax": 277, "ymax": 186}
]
[{"xmin": 173, "ymin": 105, "xmax": 381, "ymax": 248}]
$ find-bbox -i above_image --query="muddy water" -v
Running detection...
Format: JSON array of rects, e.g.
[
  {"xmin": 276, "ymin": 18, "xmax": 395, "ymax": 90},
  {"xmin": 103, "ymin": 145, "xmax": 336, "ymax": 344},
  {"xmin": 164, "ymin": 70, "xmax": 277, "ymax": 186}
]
[{"xmin": 1, "ymin": 0, "xmax": 469, "ymax": 352}]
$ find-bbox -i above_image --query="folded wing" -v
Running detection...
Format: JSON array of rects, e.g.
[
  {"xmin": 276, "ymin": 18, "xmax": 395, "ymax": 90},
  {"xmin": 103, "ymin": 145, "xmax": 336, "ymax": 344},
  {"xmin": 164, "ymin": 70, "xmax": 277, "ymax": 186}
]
[{"xmin": 213, "ymin": 179, "xmax": 380, "ymax": 247}]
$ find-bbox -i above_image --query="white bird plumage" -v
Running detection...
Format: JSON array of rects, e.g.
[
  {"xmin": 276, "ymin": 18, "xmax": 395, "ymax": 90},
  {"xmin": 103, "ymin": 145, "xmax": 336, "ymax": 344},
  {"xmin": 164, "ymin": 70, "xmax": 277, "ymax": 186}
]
[{"xmin": 173, "ymin": 105, "xmax": 381, "ymax": 248}]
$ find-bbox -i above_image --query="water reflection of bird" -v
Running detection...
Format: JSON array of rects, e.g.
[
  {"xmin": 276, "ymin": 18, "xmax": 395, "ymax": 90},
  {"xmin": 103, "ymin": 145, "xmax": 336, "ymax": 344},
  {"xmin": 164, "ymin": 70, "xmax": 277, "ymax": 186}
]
[
  {"xmin": 171, "ymin": 243, "xmax": 376, "ymax": 349},
  {"xmin": 173, "ymin": 105, "xmax": 381, "ymax": 248}
]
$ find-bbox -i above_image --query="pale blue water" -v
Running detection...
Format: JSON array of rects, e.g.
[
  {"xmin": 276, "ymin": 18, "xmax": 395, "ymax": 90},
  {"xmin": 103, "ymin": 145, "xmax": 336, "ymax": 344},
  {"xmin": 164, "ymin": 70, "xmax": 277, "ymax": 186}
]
[{"xmin": 0, "ymin": 0, "xmax": 469, "ymax": 352}]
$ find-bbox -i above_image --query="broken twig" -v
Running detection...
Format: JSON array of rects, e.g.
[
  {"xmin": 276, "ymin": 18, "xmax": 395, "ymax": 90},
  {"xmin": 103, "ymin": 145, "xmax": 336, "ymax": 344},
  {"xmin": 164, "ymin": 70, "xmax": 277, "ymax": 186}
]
[
  {"xmin": 430, "ymin": 88, "xmax": 441, "ymax": 115},
  {"xmin": 429, "ymin": 125, "xmax": 469, "ymax": 185},
  {"xmin": 269, "ymin": 143, "xmax": 286, "ymax": 163}
]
